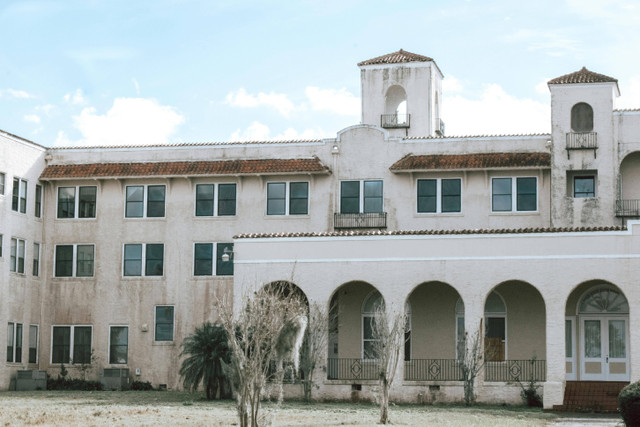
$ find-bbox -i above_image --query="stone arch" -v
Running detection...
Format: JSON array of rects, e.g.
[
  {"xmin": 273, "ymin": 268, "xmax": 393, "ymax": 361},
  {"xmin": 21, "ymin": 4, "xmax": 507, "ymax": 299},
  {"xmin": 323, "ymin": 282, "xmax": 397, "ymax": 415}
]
[
  {"xmin": 385, "ymin": 85, "xmax": 407, "ymax": 116},
  {"xmin": 571, "ymin": 102, "xmax": 594, "ymax": 132}
]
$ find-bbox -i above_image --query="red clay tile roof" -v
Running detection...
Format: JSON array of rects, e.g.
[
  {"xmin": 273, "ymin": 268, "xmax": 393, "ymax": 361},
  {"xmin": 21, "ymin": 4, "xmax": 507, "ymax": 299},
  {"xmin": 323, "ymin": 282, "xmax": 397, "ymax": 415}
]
[
  {"xmin": 39, "ymin": 158, "xmax": 331, "ymax": 180},
  {"xmin": 235, "ymin": 226, "xmax": 625, "ymax": 239},
  {"xmin": 358, "ymin": 49, "xmax": 434, "ymax": 66},
  {"xmin": 389, "ymin": 152, "xmax": 550, "ymax": 172},
  {"xmin": 548, "ymin": 67, "xmax": 618, "ymax": 85}
]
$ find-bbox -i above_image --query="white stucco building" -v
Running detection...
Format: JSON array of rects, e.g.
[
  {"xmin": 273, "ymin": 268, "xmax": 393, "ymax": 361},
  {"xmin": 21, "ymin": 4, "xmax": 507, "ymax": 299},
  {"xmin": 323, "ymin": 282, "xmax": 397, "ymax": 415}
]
[{"xmin": 1, "ymin": 50, "xmax": 640, "ymax": 409}]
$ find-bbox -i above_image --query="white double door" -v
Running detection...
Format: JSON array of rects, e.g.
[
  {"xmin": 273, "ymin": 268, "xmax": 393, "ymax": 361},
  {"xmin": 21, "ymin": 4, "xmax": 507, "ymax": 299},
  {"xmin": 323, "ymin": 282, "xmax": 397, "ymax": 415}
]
[{"xmin": 580, "ymin": 316, "xmax": 629, "ymax": 381}]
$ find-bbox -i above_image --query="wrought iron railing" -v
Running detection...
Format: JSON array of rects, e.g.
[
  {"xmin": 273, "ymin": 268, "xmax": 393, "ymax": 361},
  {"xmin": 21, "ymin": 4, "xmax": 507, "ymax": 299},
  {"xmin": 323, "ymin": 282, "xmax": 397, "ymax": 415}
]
[
  {"xmin": 381, "ymin": 114, "xmax": 410, "ymax": 128},
  {"xmin": 566, "ymin": 132, "xmax": 597, "ymax": 158},
  {"xmin": 404, "ymin": 359, "xmax": 463, "ymax": 381},
  {"xmin": 327, "ymin": 358, "xmax": 380, "ymax": 380},
  {"xmin": 616, "ymin": 199, "xmax": 640, "ymax": 217},
  {"xmin": 334, "ymin": 212, "xmax": 387, "ymax": 229},
  {"xmin": 484, "ymin": 359, "xmax": 546, "ymax": 382}
]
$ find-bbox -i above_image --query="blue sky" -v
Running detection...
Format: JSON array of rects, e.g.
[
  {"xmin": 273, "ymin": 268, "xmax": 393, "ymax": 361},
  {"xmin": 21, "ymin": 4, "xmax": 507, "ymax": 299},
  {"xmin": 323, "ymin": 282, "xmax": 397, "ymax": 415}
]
[{"xmin": 1, "ymin": 0, "xmax": 639, "ymax": 147}]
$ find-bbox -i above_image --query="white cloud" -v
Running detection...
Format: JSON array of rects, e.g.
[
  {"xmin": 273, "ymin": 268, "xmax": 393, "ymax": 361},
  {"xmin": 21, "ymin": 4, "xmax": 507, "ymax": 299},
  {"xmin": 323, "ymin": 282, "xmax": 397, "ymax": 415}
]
[
  {"xmin": 24, "ymin": 114, "xmax": 41, "ymax": 124},
  {"xmin": 442, "ymin": 83, "xmax": 550, "ymax": 136},
  {"xmin": 63, "ymin": 89, "xmax": 86, "ymax": 105},
  {"xmin": 442, "ymin": 75, "xmax": 464, "ymax": 93},
  {"xmin": 305, "ymin": 87, "xmax": 359, "ymax": 116},
  {"xmin": 36, "ymin": 104, "xmax": 56, "ymax": 116},
  {"xmin": 225, "ymin": 88, "xmax": 295, "ymax": 118},
  {"xmin": 230, "ymin": 121, "xmax": 327, "ymax": 142},
  {"xmin": 617, "ymin": 75, "xmax": 640, "ymax": 109},
  {"xmin": 1, "ymin": 88, "xmax": 35, "ymax": 99},
  {"xmin": 55, "ymin": 97, "xmax": 185, "ymax": 147},
  {"xmin": 535, "ymin": 79, "xmax": 551, "ymax": 95}
]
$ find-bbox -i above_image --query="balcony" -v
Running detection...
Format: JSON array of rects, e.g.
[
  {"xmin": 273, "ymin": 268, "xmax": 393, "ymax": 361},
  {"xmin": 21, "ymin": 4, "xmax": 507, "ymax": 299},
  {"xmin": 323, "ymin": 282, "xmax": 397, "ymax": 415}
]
[
  {"xmin": 404, "ymin": 359, "xmax": 463, "ymax": 381},
  {"xmin": 616, "ymin": 199, "xmax": 640, "ymax": 217},
  {"xmin": 484, "ymin": 359, "xmax": 546, "ymax": 382},
  {"xmin": 334, "ymin": 212, "xmax": 387, "ymax": 229},
  {"xmin": 381, "ymin": 114, "xmax": 410, "ymax": 129},
  {"xmin": 566, "ymin": 132, "xmax": 598, "ymax": 159},
  {"xmin": 327, "ymin": 358, "xmax": 380, "ymax": 380}
]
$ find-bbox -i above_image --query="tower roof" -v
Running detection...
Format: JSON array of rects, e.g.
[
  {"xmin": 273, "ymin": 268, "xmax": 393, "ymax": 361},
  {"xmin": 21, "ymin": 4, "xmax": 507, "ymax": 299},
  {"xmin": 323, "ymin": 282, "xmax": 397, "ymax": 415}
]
[
  {"xmin": 548, "ymin": 67, "xmax": 618, "ymax": 85},
  {"xmin": 357, "ymin": 49, "xmax": 434, "ymax": 66}
]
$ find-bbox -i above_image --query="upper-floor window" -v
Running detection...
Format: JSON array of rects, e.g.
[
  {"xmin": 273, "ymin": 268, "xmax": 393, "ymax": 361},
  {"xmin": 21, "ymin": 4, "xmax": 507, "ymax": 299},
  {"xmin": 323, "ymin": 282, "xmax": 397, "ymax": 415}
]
[
  {"xmin": 35, "ymin": 185, "xmax": 42, "ymax": 218},
  {"xmin": 0, "ymin": 172, "xmax": 5, "ymax": 195},
  {"xmin": 492, "ymin": 177, "xmax": 537, "ymax": 212},
  {"xmin": 123, "ymin": 243, "xmax": 164, "ymax": 276},
  {"xmin": 12, "ymin": 178, "xmax": 27, "ymax": 213},
  {"xmin": 417, "ymin": 178, "xmax": 461, "ymax": 213},
  {"xmin": 0, "ymin": 234, "xmax": 3, "ymax": 258},
  {"xmin": 340, "ymin": 180, "xmax": 383, "ymax": 214},
  {"xmin": 33, "ymin": 243, "xmax": 40, "ymax": 277},
  {"xmin": 10, "ymin": 238, "xmax": 26, "ymax": 274},
  {"xmin": 57, "ymin": 186, "xmax": 97, "ymax": 219},
  {"xmin": 574, "ymin": 176, "xmax": 595, "ymax": 198},
  {"xmin": 266, "ymin": 182, "xmax": 308, "ymax": 215},
  {"xmin": 51, "ymin": 325, "xmax": 92, "ymax": 364},
  {"xmin": 55, "ymin": 244, "xmax": 95, "ymax": 277},
  {"xmin": 571, "ymin": 102, "xmax": 594, "ymax": 132},
  {"xmin": 125, "ymin": 185, "xmax": 165, "ymax": 218},
  {"xmin": 195, "ymin": 183, "xmax": 236, "ymax": 216},
  {"xmin": 155, "ymin": 306, "xmax": 174, "ymax": 342},
  {"xmin": 6, "ymin": 322, "xmax": 22, "ymax": 363},
  {"xmin": 193, "ymin": 242, "xmax": 234, "ymax": 276}
]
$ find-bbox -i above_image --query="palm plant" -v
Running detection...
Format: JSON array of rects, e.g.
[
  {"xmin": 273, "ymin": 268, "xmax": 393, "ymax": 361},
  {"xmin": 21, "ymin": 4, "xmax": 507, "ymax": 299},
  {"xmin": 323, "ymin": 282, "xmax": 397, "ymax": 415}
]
[{"xmin": 179, "ymin": 322, "xmax": 231, "ymax": 400}]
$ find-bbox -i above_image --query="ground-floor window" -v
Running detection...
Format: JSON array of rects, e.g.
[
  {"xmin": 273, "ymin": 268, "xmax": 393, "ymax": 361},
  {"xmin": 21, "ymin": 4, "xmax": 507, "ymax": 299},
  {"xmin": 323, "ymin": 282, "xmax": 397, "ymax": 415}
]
[
  {"xmin": 52, "ymin": 325, "xmax": 92, "ymax": 364},
  {"xmin": 29, "ymin": 325, "xmax": 38, "ymax": 364},
  {"xmin": 484, "ymin": 292, "xmax": 506, "ymax": 361},
  {"xmin": 362, "ymin": 290, "xmax": 383, "ymax": 359},
  {"xmin": 109, "ymin": 326, "xmax": 128, "ymax": 364},
  {"xmin": 6, "ymin": 322, "xmax": 22, "ymax": 363}
]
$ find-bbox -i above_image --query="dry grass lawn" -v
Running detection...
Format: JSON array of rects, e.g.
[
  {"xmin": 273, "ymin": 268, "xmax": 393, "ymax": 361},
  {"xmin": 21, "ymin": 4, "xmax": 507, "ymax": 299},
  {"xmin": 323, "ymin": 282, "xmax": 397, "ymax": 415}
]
[{"xmin": 0, "ymin": 391, "xmax": 620, "ymax": 426}]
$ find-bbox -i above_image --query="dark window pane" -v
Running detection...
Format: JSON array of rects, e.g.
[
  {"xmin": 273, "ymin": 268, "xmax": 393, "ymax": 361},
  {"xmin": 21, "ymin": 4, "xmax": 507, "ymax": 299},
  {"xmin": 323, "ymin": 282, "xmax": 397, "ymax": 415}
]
[
  {"xmin": 35, "ymin": 185, "xmax": 42, "ymax": 218},
  {"xmin": 267, "ymin": 183, "xmax": 286, "ymax": 215},
  {"xmin": 155, "ymin": 306, "xmax": 174, "ymax": 341},
  {"xmin": 12, "ymin": 178, "xmax": 19, "ymax": 211},
  {"xmin": 58, "ymin": 187, "xmax": 76, "ymax": 218},
  {"xmin": 289, "ymin": 182, "xmax": 308, "ymax": 215},
  {"xmin": 109, "ymin": 327, "xmax": 128, "ymax": 364},
  {"xmin": 73, "ymin": 327, "xmax": 92, "ymax": 364},
  {"xmin": 195, "ymin": 184, "xmax": 214, "ymax": 216},
  {"xmin": 76, "ymin": 245, "xmax": 94, "ymax": 277},
  {"xmin": 78, "ymin": 186, "xmax": 96, "ymax": 218},
  {"xmin": 571, "ymin": 102, "xmax": 594, "ymax": 132},
  {"xmin": 15, "ymin": 324, "xmax": 22, "ymax": 363},
  {"xmin": 145, "ymin": 244, "xmax": 164, "ymax": 276},
  {"xmin": 216, "ymin": 243, "xmax": 234, "ymax": 276},
  {"xmin": 55, "ymin": 245, "xmax": 73, "ymax": 277},
  {"xmin": 126, "ymin": 186, "xmax": 144, "ymax": 218},
  {"xmin": 364, "ymin": 180, "xmax": 383, "ymax": 213},
  {"xmin": 52, "ymin": 327, "xmax": 71, "ymax": 364},
  {"xmin": 442, "ymin": 179, "xmax": 461, "ymax": 213},
  {"xmin": 574, "ymin": 176, "xmax": 595, "ymax": 198},
  {"xmin": 147, "ymin": 185, "xmax": 165, "ymax": 217},
  {"xmin": 194, "ymin": 243, "xmax": 213, "ymax": 276},
  {"xmin": 417, "ymin": 179, "xmax": 437, "ymax": 213},
  {"xmin": 218, "ymin": 184, "xmax": 236, "ymax": 216},
  {"xmin": 516, "ymin": 178, "xmax": 537, "ymax": 211},
  {"xmin": 340, "ymin": 181, "xmax": 360, "ymax": 214},
  {"xmin": 492, "ymin": 178, "xmax": 512, "ymax": 212},
  {"xmin": 486, "ymin": 317, "xmax": 506, "ymax": 339},
  {"xmin": 124, "ymin": 244, "xmax": 142, "ymax": 276}
]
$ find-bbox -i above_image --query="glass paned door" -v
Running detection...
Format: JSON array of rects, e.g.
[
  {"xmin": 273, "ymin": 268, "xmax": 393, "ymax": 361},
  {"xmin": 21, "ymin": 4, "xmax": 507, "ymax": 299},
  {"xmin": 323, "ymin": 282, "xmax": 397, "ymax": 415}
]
[{"xmin": 580, "ymin": 317, "xmax": 629, "ymax": 381}]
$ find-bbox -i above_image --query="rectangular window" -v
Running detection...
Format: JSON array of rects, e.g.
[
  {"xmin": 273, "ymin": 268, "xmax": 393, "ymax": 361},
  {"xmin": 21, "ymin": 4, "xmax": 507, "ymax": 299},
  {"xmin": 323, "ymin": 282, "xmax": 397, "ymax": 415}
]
[
  {"xmin": 109, "ymin": 326, "xmax": 128, "ymax": 364},
  {"xmin": 267, "ymin": 182, "xmax": 308, "ymax": 215},
  {"xmin": 123, "ymin": 243, "xmax": 164, "ymax": 276},
  {"xmin": 574, "ymin": 176, "xmax": 595, "ymax": 198},
  {"xmin": 6, "ymin": 323, "xmax": 22, "ymax": 363},
  {"xmin": 194, "ymin": 243, "xmax": 234, "ymax": 276},
  {"xmin": 155, "ymin": 306, "xmax": 174, "ymax": 342},
  {"xmin": 340, "ymin": 180, "xmax": 383, "ymax": 214},
  {"xmin": 0, "ymin": 172, "xmax": 5, "ymax": 195},
  {"xmin": 492, "ymin": 177, "xmax": 537, "ymax": 212},
  {"xmin": 125, "ymin": 185, "xmax": 165, "ymax": 218},
  {"xmin": 57, "ymin": 186, "xmax": 97, "ymax": 218},
  {"xmin": 32, "ymin": 243, "xmax": 40, "ymax": 276},
  {"xmin": 35, "ymin": 184, "xmax": 42, "ymax": 218},
  {"xmin": 195, "ymin": 183, "xmax": 237, "ymax": 216},
  {"xmin": 54, "ymin": 244, "xmax": 95, "ymax": 277},
  {"xmin": 417, "ymin": 178, "xmax": 461, "ymax": 213},
  {"xmin": 0, "ymin": 234, "xmax": 3, "ymax": 258},
  {"xmin": 10, "ymin": 238, "xmax": 26, "ymax": 274},
  {"xmin": 29, "ymin": 325, "xmax": 38, "ymax": 364},
  {"xmin": 51, "ymin": 325, "xmax": 92, "ymax": 364},
  {"xmin": 12, "ymin": 177, "xmax": 27, "ymax": 213}
]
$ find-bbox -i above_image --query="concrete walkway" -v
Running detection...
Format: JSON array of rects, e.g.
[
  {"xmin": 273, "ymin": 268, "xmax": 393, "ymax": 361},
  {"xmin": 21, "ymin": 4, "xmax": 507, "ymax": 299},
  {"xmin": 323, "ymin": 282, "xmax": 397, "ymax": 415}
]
[{"xmin": 547, "ymin": 414, "xmax": 622, "ymax": 426}]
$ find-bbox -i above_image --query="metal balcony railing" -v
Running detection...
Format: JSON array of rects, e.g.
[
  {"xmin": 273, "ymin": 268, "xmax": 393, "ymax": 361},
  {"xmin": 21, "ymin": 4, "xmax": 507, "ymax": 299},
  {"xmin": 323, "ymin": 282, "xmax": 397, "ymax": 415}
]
[
  {"xmin": 484, "ymin": 359, "xmax": 546, "ymax": 382},
  {"xmin": 566, "ymin": 132, "xmax": 598, "ymax": 158},
  {"xmin": 381, "ymin": 114, "xmax": 410, "ymax": 128},
  {"xmin": 327, "ymin": 358, "xmax": 380, "ymax": 380},
  {"xmin": 334, "ymin": 212, "xmax": 387, "ymax": 229},
  {"xmin": 404, "ymin": 359, "xmax": 463, "ymax": 381},
  {"xmin": 616, "ymin": 199, "xmax": 640, "ymax": 217}
]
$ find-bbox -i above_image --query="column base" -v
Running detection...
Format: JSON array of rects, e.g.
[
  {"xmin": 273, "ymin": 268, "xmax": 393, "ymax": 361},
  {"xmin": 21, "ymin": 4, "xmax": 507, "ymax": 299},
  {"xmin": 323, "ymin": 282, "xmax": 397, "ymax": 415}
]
[{"xmin": 543, "ymin": 380, "xmax": 564, "ymax": 409}]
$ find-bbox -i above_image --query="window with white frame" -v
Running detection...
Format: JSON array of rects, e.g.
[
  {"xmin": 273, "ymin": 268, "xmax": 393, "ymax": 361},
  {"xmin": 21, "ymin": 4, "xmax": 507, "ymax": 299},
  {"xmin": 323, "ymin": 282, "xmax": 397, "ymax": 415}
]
[
  {"xmin": 491, "ymin": 177, "xmax": 537, "ymax": 212},
  {"xmin": 10, "ymin": 238, "xmax": 26, "ymax": 274},
  {"xmin": 123, "ymin": 243, "xmax": 164, "ymax": 276},
  {"xmin": 484, "ymin": 292, "xmax": 507, "ymax": 362},
  {"xmin": 51, "ymin": 325, "xmax": 92, "ymax": 364},
  {"xmin": 6, "ymin": 322, "xmax": 22, "ymax": 363},
  {"xmin": 125, "ymin": 185, "xmax": 165, "ymax": 218},
  {"xmin": 29, "ymin": 325, "xmax": 38, "ymax": 364},
  {"xmin": 266, "ymin": 181, "xmax": 308, "ymax": 215},
  {"xmin": 35, "ymin": 184, "xmax": 42, "ymax": 218},
  {"xmin": 12, "ymin": 177, "xmax": 27, "ymax": 213},
  {"xmin": 340, "ymin": 180, "xmax": 383, "ymax": 214},
  {"xmin": 417, "ymin": 178, "xmax": 461, "ymax": 213},
  {"xmin": 0, "ymin": 172, "xmax": 5, "ymax": 195},
  {"xmin": 193, "ymin": 242, "xmax": 234, "ymax": 276},
  {"xmin": 32, "ymin": 242, "xmax": 40, "ymax": 276},
  {"xmin": 362, "ymin": 290, "xmax": 384, "ymax": 359},
  {"xmin": 55, "ymin": 244, "xmax": 94, "ymax": 277},
  {"xmin": 57, "ymin": 186, "xmax": 97, "ymax": 219},
  {"xmin": 109, "ymin": 326, "xmax": 128, "ymax": 364},
  {"xmin": 574, "ymin": 175, "xmax": 596, "ymax": 198},
  {"xmin": 195, "ymin": 183, "xmax": 237, "ymax": 216},
  {"xmin": 155, "ymin": 306, "xmax": 174, "ymax": 342}
]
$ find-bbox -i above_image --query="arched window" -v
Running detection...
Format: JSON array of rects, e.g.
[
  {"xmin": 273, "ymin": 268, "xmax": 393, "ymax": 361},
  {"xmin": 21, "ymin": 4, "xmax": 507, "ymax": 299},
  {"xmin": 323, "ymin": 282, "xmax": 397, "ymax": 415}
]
[
  {"xmin": 455, "ymin": 298, "xmax": 465, "ymax": 359},
  {"xmin": 571, "ymin": 102, "xmax": 594, "ymax": 132},
  {"xmin": 485, "ymin": 291, "xmax": 506, "ymax": 361},
  {"xmin": 404, "ymin": 301, "xmax": 411, "ymax": 361},
  {"xmin": 384, "ymin": 85, "xmax": 408, "ymax": 126},
  {"xmin": 579, "ymin": 286, "xmax": 628, "ymax": 314},
  {"xmin": 362, "ymin": 290, "xmax": 384, "ymax": 359}
]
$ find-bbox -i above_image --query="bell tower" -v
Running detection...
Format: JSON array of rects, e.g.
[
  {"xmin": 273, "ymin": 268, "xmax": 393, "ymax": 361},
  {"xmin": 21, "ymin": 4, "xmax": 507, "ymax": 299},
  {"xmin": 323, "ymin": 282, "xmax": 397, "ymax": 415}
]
[{"xmin": 358, "ymin": 49, "xmax": 444, "ymax": 138}]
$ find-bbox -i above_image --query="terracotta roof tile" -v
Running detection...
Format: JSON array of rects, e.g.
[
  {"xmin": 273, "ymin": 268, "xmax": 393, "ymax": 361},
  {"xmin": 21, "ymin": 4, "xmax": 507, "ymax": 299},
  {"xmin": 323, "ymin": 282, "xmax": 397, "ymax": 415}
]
[
  {"xmin": 40, "ymin": 158, "xmax": 331, "ymax": 180},
  {"xmin": 235, "ymin": 226, "xmax": 625, "ymax": 239},
  {"xmin": 389, "ymin": 152, "xmax": 550, "ymax": 172},
  {"xmin": 48, "ymin": 139, "xmax": 323, "ymax": 150},
  {"xmin": 358, "ymin": 49, "xmax": 434, "ymax": 66},
  {"xmin": 548, "ymin": 67, "xmax": 618, "ymax": 85},
  {"xmin": 403, "ymin": 133, "xmax": 550, "ymax": 140}
]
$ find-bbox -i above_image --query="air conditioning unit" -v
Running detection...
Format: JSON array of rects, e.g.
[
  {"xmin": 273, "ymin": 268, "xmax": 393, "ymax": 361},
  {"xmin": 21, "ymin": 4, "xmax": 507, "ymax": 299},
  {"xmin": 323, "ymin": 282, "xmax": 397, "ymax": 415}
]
[
  {"xmin": 16, "ymin": 370, "xmax": 47, "ymax": 391},
  {"xmin": 101, "ymin": 368, "xmax": 130, "ymax": 391}
]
